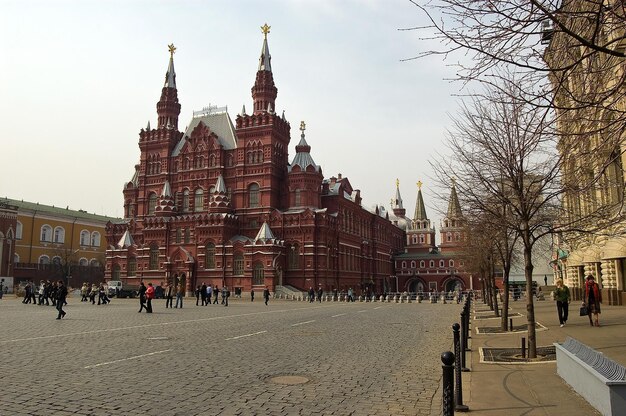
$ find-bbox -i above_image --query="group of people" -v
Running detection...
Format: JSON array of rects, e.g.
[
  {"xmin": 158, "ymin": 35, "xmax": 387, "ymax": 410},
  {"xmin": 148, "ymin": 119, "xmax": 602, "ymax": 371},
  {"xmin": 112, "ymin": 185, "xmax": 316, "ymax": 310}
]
[
  {"xmin": 552, "ymin": 274, "xmax": 602, "ymax": 327},
  {"xmin": 194, "ymin": 284, "xmax": 229, "ymax": 307},
  {"xmin": 79, "ymin": 282, "xmax": 110, "ymax": 305},
  {"xmin": 20, "ymin": 279, "xmax": 68, "ymax": 319},
  {"xmin": 307, "ymin": 286, "xmax": 324, "ymax": 303}
]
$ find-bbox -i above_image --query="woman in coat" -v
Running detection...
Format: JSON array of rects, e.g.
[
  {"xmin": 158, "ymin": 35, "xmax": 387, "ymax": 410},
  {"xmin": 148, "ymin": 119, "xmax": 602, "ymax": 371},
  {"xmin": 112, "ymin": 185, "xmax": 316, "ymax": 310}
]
[{"xmin": 584, "ymin": 275, "xmax": 602, "ymax": 327}]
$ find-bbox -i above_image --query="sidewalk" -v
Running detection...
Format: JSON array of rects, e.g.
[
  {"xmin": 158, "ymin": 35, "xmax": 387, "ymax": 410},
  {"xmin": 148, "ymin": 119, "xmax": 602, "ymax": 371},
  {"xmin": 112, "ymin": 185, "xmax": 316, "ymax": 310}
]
[{"xmin": 464, "ymin": 295, "xmax": 626, "ymax": 415}]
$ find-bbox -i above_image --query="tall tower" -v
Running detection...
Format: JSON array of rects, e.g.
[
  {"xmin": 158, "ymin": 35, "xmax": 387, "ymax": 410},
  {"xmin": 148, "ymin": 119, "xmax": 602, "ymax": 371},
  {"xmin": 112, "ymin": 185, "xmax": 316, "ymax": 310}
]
[
  {"xmin": 288, "ymin": 121, "xmax": 323, "ymax": 208},
  {"xmin": 251, "ymin": 23, "xmax": 278, "ymax": 115},
  {"xmin": 157, "ymin": 44, "xmax": 181, "ymax": 129},
  {"xmin": 392, "ymin": 179, "xmax": 406, "ymax": 218},
  {"xmin": 406, "ymin": 181, "xmax": 436, "ymax": 253},
  {"xmin": 439, "ymin": 179, "xmax": 465, "ymax": 252}
]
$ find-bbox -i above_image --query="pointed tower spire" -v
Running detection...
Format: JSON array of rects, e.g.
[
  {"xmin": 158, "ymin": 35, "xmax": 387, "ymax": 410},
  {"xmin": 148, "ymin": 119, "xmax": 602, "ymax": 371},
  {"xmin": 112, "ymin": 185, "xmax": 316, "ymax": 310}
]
[
  {"xmin": 241, "ymin": 104, "xmax": 246, "ymax": 116},
  {"xmin": 289, "ymin": 121, "xmax": 320, "ymax": 172},
  {"xmin": 146, "ymin": 120, "xmax": 151, "ymax": 131},
  {"xmin": 157, "ymin": 44, "xmax": 181, "ymax": 129},
  {"xmin": 392, "ymin": 178, "xmax": 406, "ymax": 218},
  {"xmin": 413, "ymin": 180, "xmax": 428, "ymax": 221},
  {"xmin": 252, "ymin": 24, "xmax": 278, "ymax": 115},
  {"xmin": 447, "ymin": 178, "xmax": 463, "ymax": 218},
  {"xmin": 210, "ymin": 174, "xmax": 232, "ymax": 212}
]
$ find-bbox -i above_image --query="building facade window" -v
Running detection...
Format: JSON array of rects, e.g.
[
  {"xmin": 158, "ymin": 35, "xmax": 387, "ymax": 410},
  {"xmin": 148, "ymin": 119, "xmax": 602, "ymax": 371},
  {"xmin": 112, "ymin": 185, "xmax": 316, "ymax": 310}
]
[
  {"xmin": 450, "ymin": 260, "xmax": 454, "ymax": 267},
  {"xmin": 205, "ymin": 243, "xmax": 215, "ymax": 269},
  {"xmin": 40, "ymin": 225, "xmax": 52, "ymax": 242},
  {"xmin": 53, "ymin": 226, "xmax": 65, "ymax": 243},
  {"xmin": 80, "ymin": 230, "xmax": 90, "ymax": 246},
  {"xmin": 288, "ymin": 244, "xmax": 299, "ymax": 269},
  {"xmin": 91, "ymin": 232, "xmax": 101, "ymax": 247},
  {"xmin": 249, "ymin": 183, "xmax": 260, "ymax": 208},
  {"xmin": 128, "ymin": 258, "xmax": 136, "ymax": 276},
  {"xmin": 184, "ymin": 228, "xmax": 190, "ymax": 244},
  {"xmin": 176, "ymin": 228, "xmax": 181, "ymax": 244},
  {"xmin": 149, "ymin": 246, "xmax": 159, "ymax": 270},
  {"xmin": 253, "ymin": 262, "xmax": 264, "ymax": 285},
  {"xmin": 79, "ymin": 258, "xmax": 88, "ymax": 266},
  {"xmin": 194, "ymin": 189, "xmax": 204, "ymax": 212},
  {"xmin": 295, "ymin": 189, "xmax": 301, "ymax": 206},
  {"xmin": 39, "ymin": 255, "xmax": 50, "ymax": 264},
  {"xmin": 430, "ymin": 260, "xmax": 435, "ymax": 267},
  {"xmin": 183, "ymin": 189, "xmax": 190, "ymax": 212},
  {"xmin": 112, "ymin": 264, "xmax": 121, "ymax": 280},
  {"xmin": 90, "ymin": 259, "xmax": 100, "ymax": 267},
  {"xmin": 420, "ymin": 260, "xmax": 425, "ymax": 268},
  {"xmin": 16, "ymin": 221, "xmax": 22, "ymax": 240},
  {"xmin": 148, "ymin": 192, "xmax": 157, "ymax": 215},
  {"xmin": 52, "ymin": 256, "xmax": 61, "ymax": 265},
  {"xmin": 440, "ymin": 260, "xmax": 445, "ymax": 267},
  {"xmin": 233, "ymin": 252, "xmax": 244, "ymax": 275}
]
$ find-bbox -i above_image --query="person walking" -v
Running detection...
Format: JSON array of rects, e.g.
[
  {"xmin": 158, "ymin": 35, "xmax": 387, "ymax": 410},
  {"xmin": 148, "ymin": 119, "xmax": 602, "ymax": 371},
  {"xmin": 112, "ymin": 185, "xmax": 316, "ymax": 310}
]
[
  {"xmin": 308, "ymin": 287, "xmax": 315, "ymax": 303},
  {"xmin": 175, "ymin": 284, "xmax": 184, "ymax": 308},
  {"xmin": 263, "ymin": 287, "xmax": 270, "ymax": 306},
  {"xmin": 55, "ymin": 280, "xmax": 68, "ymax": 320},
  {"xmin": 195, "ymin": 285, "xmax": 201, "ymax": 306},
  {"xmin": 200, "ymin": 283, "xmax": 207, "ymax": 306},
  {"xmin": 206, "ymin": 284, "xmax": 212, "ymax": 306},
  {"xmin": 165, "ymin": 283, "xmax": 173, "ymax": 308},
  {"xmin": 584, "ymin": 275, "xmax": 602, "ymax": 327},
  {"xmin": 213, "ymin": 286, "xmax": 219, "ymax": 304},
  {"xmin": 222, "ymin": 286, "xmax": 229, "ymax": 306},
  {"xmin": 552, "ymin": 279, "xmax": 570, "ymax": 327},
  {"xmin": 138, "ymin": 282, "xmax": 148, "ymax": 313},
  {"xmin": 250, "ymin": 288, "xmax": 255, "ymax": 302},
  {"xmin": 145, "ymin": 282, "xmax": 155, "ymax": 313},
  {"xmin": 317, "ymin": 287, "xmax": 323, "ymax": 302}
]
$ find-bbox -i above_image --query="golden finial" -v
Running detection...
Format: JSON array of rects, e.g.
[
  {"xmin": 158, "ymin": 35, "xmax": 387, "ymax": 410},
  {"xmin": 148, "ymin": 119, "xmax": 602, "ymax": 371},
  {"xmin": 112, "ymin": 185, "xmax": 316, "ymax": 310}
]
[
  {"xmin": 261, "ymin": 23, "xmax": 271, "ymax": 39},
  {"xmin": 417, "ymin": 180, "xmax": 423, "ymax": 190},
  {"xmin": 396, "ymin": 178, "xmax": 400, "ymax": 189},
  {"xmin": 168, "ymin": 43, "xmax": 176, "ymax": 58},
  {"xmin": 300, "ymin": 121, "xmax": 306, "ymax": 133}
]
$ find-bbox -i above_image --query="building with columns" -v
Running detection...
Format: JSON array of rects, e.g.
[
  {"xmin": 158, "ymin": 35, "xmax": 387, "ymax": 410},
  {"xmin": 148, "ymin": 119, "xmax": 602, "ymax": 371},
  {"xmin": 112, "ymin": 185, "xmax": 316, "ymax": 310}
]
[
  {"xmin": 390, "ymin": 180, "xmax": 478, "ymax": 293},
  {"xmin": 104, "ymin": 26, "xmax": 405, "ymax": 296}
]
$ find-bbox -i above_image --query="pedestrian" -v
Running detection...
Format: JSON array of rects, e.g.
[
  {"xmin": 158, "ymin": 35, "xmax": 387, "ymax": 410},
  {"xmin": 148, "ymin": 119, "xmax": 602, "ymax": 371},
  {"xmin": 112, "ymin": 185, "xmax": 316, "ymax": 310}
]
[
  {"xmin": 317, "ymin": 287, "xmax": 323, "ymax": 302},
  {"xmin": 195, "ymin": 285, "xmax": 201, "ymax": 306},
  {"xmin": 165, "ymin": 282, "xmax": 173, "ymax": 308},
  {"xmin": 30, "ymin": 281, "xmax": 37, "ymax": 304},
  {"xmin": 145, "ymin": 282, "xmax": 155, "ymax": 313},
  {"xmin": 222, "ymin": 286, "xmax": 229, "ymax": 306},
  {"xmin": 138, "ymin": 281, "xmax": 148, "ymax": 313},
  {"xmin": 347, "ymin": 287, "xmax": 354, "ymax": 302},
  {"xmin": 80, "ymin": 283, "xmax": 88, "ymax": 302},
  {"xmin": 308, "ymin": 287, "xmax": 315, "ymax": 303},
  {"xmin": 200, "ymin": 283, "xmax": 207, "ymax": 306},
  {"xmin": 175, "ymin": 284, "xmax": 184, "ymax": 308},
  {"xmin": 206, "ymin": 284, "xmax": 212, "ymax": 306},
  {"xmin": 89, "ymin": 283, "xmax": 98, "ymax": 304},
  {"xmin": 263, "ymin": 286, "xmax": 270, "ymax": 306},
  {"xmin": 38, "ymin": 280, "xmax": 46, "ymax": 305},
  {"xmin": 213, "ymin": 286, "xmax": 219, "ymax": 304},
  {"xmin": 0, "ymin": 278, "xmax": 4, "ymax": 300},
  {"xmin": 584, "ymin": 275, "xmax": 602, "ymax": 327},
  {"xmin": 250, "ymin": 288, "xmax": 255, "ymax": 302},
  {"xmin": 552, "ymin": 278, "xmax": 570, "ymax": 327},
  {"xmin": 55, "ymin": 280, "xmax": 68, "ymax": 319},
  {"xmin": 544, "ymin": 275, "xmax": 548, "ymax": 286}
]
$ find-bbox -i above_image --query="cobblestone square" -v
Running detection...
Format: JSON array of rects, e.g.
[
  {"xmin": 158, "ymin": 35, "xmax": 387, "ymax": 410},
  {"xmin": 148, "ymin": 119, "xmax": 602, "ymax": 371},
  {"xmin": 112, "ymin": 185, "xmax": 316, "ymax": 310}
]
[{"xmin": 0, "ymin": 297, "xmax": 460, "ymax": 415}]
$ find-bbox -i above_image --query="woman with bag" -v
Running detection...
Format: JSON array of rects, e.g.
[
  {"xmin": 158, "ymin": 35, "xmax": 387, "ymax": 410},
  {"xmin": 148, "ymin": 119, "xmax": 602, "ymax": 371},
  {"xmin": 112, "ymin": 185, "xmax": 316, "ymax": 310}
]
[
  {"xmin": 584, "ymin": 275, "xmax": 602, "ymax": 327},
  {"xmin": 553, "ymin": 279, "xmax": 570, "ymax": 327}
]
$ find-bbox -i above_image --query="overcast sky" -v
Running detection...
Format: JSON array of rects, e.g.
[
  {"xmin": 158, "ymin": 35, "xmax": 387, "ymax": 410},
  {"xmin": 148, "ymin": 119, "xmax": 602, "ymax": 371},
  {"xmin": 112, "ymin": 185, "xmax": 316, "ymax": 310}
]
[{"xmin": 2, "ymin": 0, "xmax": 461, "ymax": 225}]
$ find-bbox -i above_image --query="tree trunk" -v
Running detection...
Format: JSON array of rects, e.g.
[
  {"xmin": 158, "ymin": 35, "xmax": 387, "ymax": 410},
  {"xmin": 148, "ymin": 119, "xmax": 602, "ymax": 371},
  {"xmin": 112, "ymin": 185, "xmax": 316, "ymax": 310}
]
[
  {"xmin": 491, "ymin": 267, "xmax": 500, "ymax": 317},
  {"xmin": 523, "ymin": 240, "xmax": 537, "ymax": 358},
  {"xmin": 501, "ymin": 271, "xmax": 510, "ymax": 331}
]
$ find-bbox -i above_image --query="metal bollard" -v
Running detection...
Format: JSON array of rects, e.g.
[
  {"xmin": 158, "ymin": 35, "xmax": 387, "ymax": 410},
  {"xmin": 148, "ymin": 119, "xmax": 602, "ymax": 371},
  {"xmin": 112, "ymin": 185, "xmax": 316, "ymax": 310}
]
[
  {"xmin": 509, "ymin": 318, "xmax": 513, "ymax": 332},
  {"xmin": 441, "ymin": 351, "xmax": 455, "ymax": 416},
  {"xmin": 521, "ymin": 337, "xmax": 526, "ymax": 358},
  {"xmin": 453, "ymin": 324, "xmax": 469, "ymax": 412}
]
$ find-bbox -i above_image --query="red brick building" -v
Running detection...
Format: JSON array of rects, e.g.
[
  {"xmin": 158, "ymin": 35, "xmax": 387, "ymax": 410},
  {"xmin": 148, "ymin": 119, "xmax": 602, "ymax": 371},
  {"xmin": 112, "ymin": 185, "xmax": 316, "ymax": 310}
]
[
  {"xmin": 0, "ymin": 200, "xmax": 18, "ymax": 285},
  {"xmin": 391, "ymin": 181, "xmax": 479, "ymax": 293},
  {"xmin": 105, "ymin": 29, "xmax": 405, "ymax": 295}
]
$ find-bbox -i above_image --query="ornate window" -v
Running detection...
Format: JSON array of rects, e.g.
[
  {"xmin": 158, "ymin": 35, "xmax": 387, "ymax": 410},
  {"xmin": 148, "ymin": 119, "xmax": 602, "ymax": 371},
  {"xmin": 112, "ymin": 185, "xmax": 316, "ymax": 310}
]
[
  {"xmin": 233, "ymin": 252, "xmax": 244, "ymax": 276},
  {"xmin": 249, "ymin": 183, "xmax": 260, "ymax": 208},
  {"xmin": 16, "ymin": 221, "xmax": 22, "ymax": 240},
  {"xmin": 52, "ymin": 256, "xmax": 61, "ymax": 265},
  {"xmin": 430, "ymin": 260, "xmax": 435, "ymax": 268},
  {"xmin": 40, "ymin": 225, "xmax": 52, "ymax": 242},
  {"xmin": 128, "ymin": 258, "xmax": 136, "ymax": 276},
  {"xmin": 253, "ymin": 262, "xmax": 264, "ymax": 285},
  {"xmin": 39, "ymin": 255, "xmax": 50, "ymax": 265},
  {"xmin": 90, "ymin": 259, "xmax": 100, "ymax": 267},
  {"xmin": 112, "ymin": 264, "xmax": 121, "ymax": 280},
  {"xmin": 148, "ymin": 192, "xmax": 157, "ymax": 215},
  {"xmin": 183, "ymin": 189, "xmax": 190, "ymax": 212},
  {"xmin": 420, "ymin": 260, "xmax": 425, "ymax": 268},
  {"xmin": 184, "ymin": 228, "xmax": 190, "ymax": 244},
  {"xmin": 411, "ymin": 261, "xmax": 416, "ymax": 268},
  {"xmin": 149, "ymin": 245, "xmax": 159, "ymax": 270},
  {"xmin": 205, "ymin": 243, "xmax": 215, "ymax": 269},
  {"xmin": 440, "ymin": 260, "xmax": 445, "ymax": 267},
  {"xmin": 176, "ymin": 228, "xmax": 181, "ymax": 244},
  {"xmin": 295, "ymin": 189, "xmax": 301, "ymax": 206},
  {"xmin": 53, "ymin": 226, "xmax": 65, "ymax": 243},
  {"xmin": 450, "ymin": 260, "xmax": 455, "ymax": 268},
  {"xmin": 194, "ymin": 189, "xmax": 204, "ymax": 212},
  {"xmin": 79, "ymin": 258, "xmax": 88, "ymax": 266}
]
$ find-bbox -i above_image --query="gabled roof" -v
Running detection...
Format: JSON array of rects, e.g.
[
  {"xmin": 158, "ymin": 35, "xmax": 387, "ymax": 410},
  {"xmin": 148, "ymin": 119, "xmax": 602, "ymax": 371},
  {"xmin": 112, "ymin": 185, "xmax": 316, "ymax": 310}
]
[
  {"xmin": 172, "ymin": 111, "xmax": 237, "ymax": 156},
  {"xmin": 254, "ymin": 222, "xmax": 275, "ymax": 241},
  {"xmin": 117, "ymin": 230, "xmax": 135, "ymax": 248}
]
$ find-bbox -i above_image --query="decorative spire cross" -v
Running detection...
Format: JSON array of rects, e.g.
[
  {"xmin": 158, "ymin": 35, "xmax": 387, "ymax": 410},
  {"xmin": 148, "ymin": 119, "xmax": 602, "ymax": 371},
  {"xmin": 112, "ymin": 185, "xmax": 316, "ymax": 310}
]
[
  {"xmin": 168, "ymin": 43, "xmax": 176, "ymax": 58},
  {"xmin": 300, "ymin": 120, "xmax": 306, "ymax": 136},
  {"xmin": 396, "ymin": 178, "xmax": 400, "ymax": 189},
  {"xmin": 417, "ymin": 180, "xmax": 423, "ymax": 190},
  {"xmin": 261, "ymin": 23, "xmax": 271, "ymax": 39}
]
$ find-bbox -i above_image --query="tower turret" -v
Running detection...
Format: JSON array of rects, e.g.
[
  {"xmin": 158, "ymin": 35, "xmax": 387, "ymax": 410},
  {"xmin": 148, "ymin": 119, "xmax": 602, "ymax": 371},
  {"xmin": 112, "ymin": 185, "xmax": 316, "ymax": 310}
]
[
  {"xmin": 251, "ymin": 24, "xmax": 278, "ymax": 115},
  {"xmin": 392, "ymin": 178, "xmax": 406, "ymax": 218},
  {"xmin": 157, "ymin": 44, "xmax": 181, "ymax": 129}
]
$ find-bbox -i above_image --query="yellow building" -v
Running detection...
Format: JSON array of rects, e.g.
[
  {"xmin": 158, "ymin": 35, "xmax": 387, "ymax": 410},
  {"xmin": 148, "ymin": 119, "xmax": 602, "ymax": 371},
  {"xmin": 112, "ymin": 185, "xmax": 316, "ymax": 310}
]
[
  {"xmin": 1, "ymin": 197, "xmax": 119, "ymax": 288},
  {"xmin": 544, "ymin": 1, "xmax": 626, "ymax": 305}
]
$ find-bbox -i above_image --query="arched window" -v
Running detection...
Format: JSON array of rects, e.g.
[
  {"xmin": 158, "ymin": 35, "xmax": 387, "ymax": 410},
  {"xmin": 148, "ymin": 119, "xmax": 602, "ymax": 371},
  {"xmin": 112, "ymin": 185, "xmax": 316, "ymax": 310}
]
[
  {"xmin": 205, "ymin": 243, "xmax": 215, "ymax": 269},
  {"xmin": 233, "ymin": 252, "xmax": 244, "ymax": 275},
  {"xmin": 183, "ymin": 189, "xmax": 190, "ymax": 212},
  {"xmin": 90, "ymin": 259, "xmax": 100, "ymax": 267},
  {"xmin": 176, "ymin": 228, "xmax": 181, "ymax": 244},
  {"xmin": 295, "ymin": 189, "xmax": 301, "ymax": 206},
  {"xmin": 91, "ymin": 231, "xmax": 101, "ymax": 247},
  {"xmin": 80, "ymin": 230, "xmax": 90, "ymax": 246},
  {"xmin": 288, "ymin": 244, "xmax": 299, "ymax": 269},
  {"xmin": 149, "ymin": 245, "xmax": 159, "ymax": 270},
  {"xmin": 440, "ymin": 260, "xmax": 445, "ymax": 267},
  {"xmin": 419, "ymin": 234, "xmax": 425, "ymax": 243},
  {"xmin": 40, "ymin": 225, "xmax": 52, "ymax": 242},
  {"xmin": 402, "ymin": 261, "xmax": 406, "ymax": 268},
  {"xmin": 128, "ymin": 257, "xmax": 136, "ymax": 276},
  {"xmin": 209, "ymin": 154, "xmax": 216, "ymax": 167},
  {"xmin": 450, "ymin": 260, "xmax": 455, "ymax": 267},
  {"xmin": 253, "ymin": 262, "xmax": 264, "ymax": 285},
  {"xmin": 184, "ymin": 228, "xmax": 190, "ymax": 244},
  {"xmin": 14, "ymin": 253, "xmax": 19, "ymax": 263},
  {"xmin": 249, "ymin": 183, "xmax": 260, "ymax": 208},
  {"xmin": 52, "ymin": 256, "xmax": 61, "ymax": 265},
  {"xmin": 411, "ymin": 261, "xmax": 416, "ymax": 268},
  {"xmin": 430, "ymin": 260, "xmax": 435, "ymax": 268},
  {"xmin": 148, "ymin": 192, "xmax": 157, "ymax": 215},
  {"xmin": 16, "ymin": 221, "xmax": 23, "ymax": 240},
  {"xmin": 194, "ymin": 189, "xmax": 204, "ymax": 212},
  {"xmin": 420, "ymin": 260, "xmax": 425, "ymax": 268},
  {"xmin": 446, "ymin": 232, "xmax": 452, "ymax": 242},
  {"xmin": 39, "ymin": 255, "xmax": 50, "ymax": 265},
  {"xmin": 79, "ymin": 258, "xmax": 88, "ymax": 266},
  {"xmin": 53, "ymin": 226, "xmax": 65, "ymax": 243},
  {"xmin": 112, "ymin": 264, "xmax": 121, "ymax": 280}
]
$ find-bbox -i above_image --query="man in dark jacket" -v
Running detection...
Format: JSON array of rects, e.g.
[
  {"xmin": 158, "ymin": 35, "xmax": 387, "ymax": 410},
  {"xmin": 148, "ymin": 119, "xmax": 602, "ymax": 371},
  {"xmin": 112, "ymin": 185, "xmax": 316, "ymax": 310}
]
[
  {"xmin": 56, "ymin": 280, "xmax": 68, "ymax": 319},
  {"xmin": 138, "ymin": 282, "xmax": 148, "ymax": 312}
]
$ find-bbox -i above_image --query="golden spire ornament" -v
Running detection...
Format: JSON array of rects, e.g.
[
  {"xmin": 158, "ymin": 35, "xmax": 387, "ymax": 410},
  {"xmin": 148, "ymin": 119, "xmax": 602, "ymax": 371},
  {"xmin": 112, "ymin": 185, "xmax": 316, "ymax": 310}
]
[
  {"xmin": 300, "ymin": 121, "xmax": 306, "ymax": 133},
  {"xmin": 261, "ymin": 23, "xmax": 271, "ymax": 39},
  {"xmin": 417, "ymin": 180, "xmax": 423, "ymax": 190},
  {"xmin": 168, "ymin": 43, "xmax": 176, "ymax": 58},
  {"xmin": 396, "ymin": 178, "xmax": 400, "ymax": 189}
]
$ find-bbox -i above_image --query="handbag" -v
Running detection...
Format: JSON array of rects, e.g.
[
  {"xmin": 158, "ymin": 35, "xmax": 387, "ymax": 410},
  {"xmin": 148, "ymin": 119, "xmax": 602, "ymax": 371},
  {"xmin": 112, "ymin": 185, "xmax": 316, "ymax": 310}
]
[{"xmin": 579, "ymin": 304, "xmax": 589, "ymax": 316}]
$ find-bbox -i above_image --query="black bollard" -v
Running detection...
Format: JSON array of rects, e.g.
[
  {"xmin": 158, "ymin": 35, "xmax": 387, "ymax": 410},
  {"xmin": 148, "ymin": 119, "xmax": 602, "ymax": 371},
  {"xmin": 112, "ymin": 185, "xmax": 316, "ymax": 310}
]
[
  {"xmin": 453, "ymin": 324, "xmax": 469, "ymax": 411},
  {"xmin": 509, "ymin": 318, "xmax": 513, "ymax": 332},
  {"xmin": 521, "ymin": 337, "xmax": 526, "ymax": 358},
  {"xmin": 441, "ymin": 351, "xmax": 455, "ymax": 416}
]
